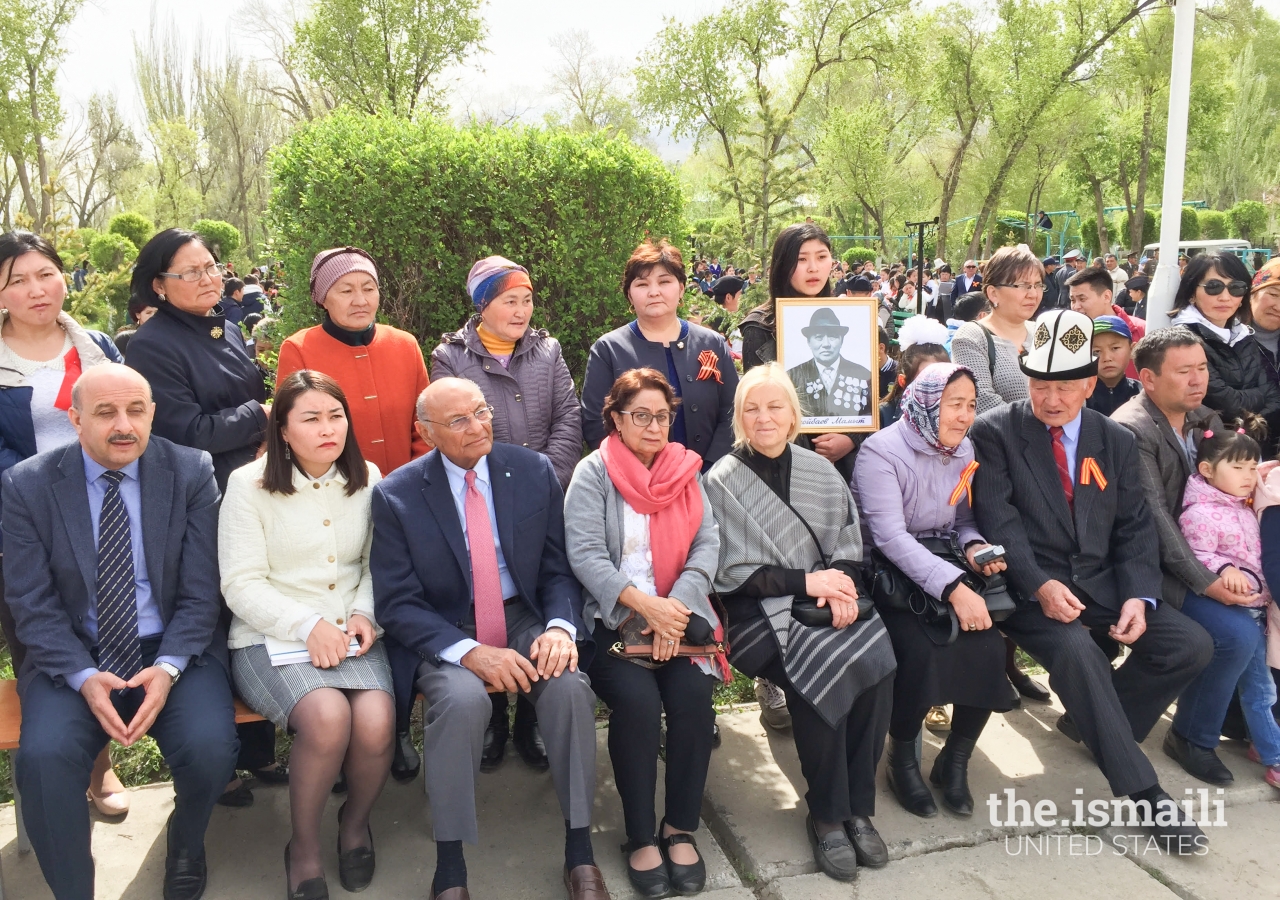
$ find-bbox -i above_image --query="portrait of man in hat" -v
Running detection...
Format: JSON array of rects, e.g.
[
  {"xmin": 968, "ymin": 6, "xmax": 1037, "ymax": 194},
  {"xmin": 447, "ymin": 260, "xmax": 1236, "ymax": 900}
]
[{"xmin": 783, "ymin": 305, "xmax": 875, "ymax": 422}]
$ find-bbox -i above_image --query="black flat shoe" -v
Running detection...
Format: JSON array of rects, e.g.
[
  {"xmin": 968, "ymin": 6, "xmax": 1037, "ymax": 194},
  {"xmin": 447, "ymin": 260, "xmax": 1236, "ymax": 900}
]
[
  {"xmin": 216, "ymin": 780, "xmax": 254, "ymax": 808},
  {"xmin": 252, "ymin": 763, "xmax": 290, "ymax": 785},
  {"xmin": 391, "ymin": 730, "xmax": 420, "ymax": 782},
  {"xmin": 163, "ymin": 814, "xmax": 208, "ymax": 900},
  {"xmin": 284, "ymin": 843, "xmax": 329, "ymax": 900},
  {"xmin": 513, "ymin": 719, "xmax": 550, "ymax": 771},
  {"xmin": 336, "ymin": 802, "xmax": 375, "ymax": 892},
  {"xmin": 807, "ymin": 815, "xmax": 858, "ymax": 882},
  {"xmin": 845, "ymin": 816, "xmax": 888, "ymax": 868},
  {"xmin": 1057, "ymin": 713, "xmax": 1082, "ymax": 743},
  {"xmin": 659, "ymin": 821, "xmax": 706, "ymax": 895},
  {"xmin": 1145, "ymin": 789, "xmax": 1208, "ymax": 854},
  {"xmin": 481, "ymin": 703, "xmax": 509, "ymax": 772},
  {"xmin": 1163, "ymin": 728, "xmax": 1234, "ymax": 785},
  {"xmin": 622, "ymin": 839, "xmax": 671, "ymax": 898},
  {"xmin": 886, "ymin": 738, "xmax": 937, "ymax": 818},
  {"xmin": 1009, "ymin": 670, "xmax": 1051, "ymax": 703}
]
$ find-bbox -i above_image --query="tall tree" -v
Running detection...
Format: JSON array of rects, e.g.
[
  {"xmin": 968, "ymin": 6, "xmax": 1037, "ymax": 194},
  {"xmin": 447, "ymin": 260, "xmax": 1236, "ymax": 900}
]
[
  {"xmin": 56, "ymin": 93, "xmax": 140, "ymax": 228},
  {"xmin": 238, "ymin": 0, "xmax": 336, "ymax": 123},
  {"xmin": 545, "ymin": 30, "xmax": 641, "ymax": 139},
  {"xmin": 294, "ymin": 0, "xmax": 486, "ymax": 117}
]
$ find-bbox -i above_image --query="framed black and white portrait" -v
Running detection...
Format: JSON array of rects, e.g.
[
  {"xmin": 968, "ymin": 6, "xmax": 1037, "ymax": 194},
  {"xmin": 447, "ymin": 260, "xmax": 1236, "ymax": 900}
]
[{"xmin": 775, "ymin": 298, "xmax": 879, "ymax": 433}]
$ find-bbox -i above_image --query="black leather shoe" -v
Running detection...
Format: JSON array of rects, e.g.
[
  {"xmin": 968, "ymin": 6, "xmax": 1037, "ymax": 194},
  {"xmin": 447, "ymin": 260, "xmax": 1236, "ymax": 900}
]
[
  {"xmin": 1009, "ymin": 670, "xmax": 1051, "ymax": 702},
  {"xmin": 1056, "ymin": 713, "xmax": 1082, "ymax": 743},
  {"xmin": 929, "ymin": 734, "xmax": 977, "ymax": 817},
  {"xmin": 659, "ymin": 820, "xmax": 706, "ymax": 894},
  {"xmin": 216, "ymin": 780, "xmax": 254, "ymax": 807},
  {"xmin": 1163, "ymin": 728, "xmax": 1234, "ymax": 785},
  {"xmin": 481, "ymin": 701, "xmax": 509, "ymax": 772},
  {"xmin": 886, "ymin": 738, "xmax": 937, "ymax": 818},
  {"xmin": 845, "ymin": 816, "xmax": 888, "ymax": 868},
  {"xmin": 622, "ymin": 839, "xmax": 671, "ymax": 898},
  {"xmin": 336, "ymin": 802, "xmax": 375, "ymax": 892},
  {"xmin": 512, "ymin": 701, "xmax": 549, "ymax": 771},
  {"xmin": 390, "ymin": 730, "xmax": 420, "ymax": 783},
  {"xmin": 807, "ymin": 815, "xmax": 858, "ymax": 882},
  {"xmin": 1145, "ymin": 789, "xmax": 1208, "ymax": 854},
  {"xmin": 162, "ymin": 813, "xmax": 207, "ymax": 900},
  {"xmin": 252, "ymin": 763, "xmax": 290, "ymax": 785},
  {"xmin": 284, "ymin": 843, "xmax": 328, "ymax": 900}
]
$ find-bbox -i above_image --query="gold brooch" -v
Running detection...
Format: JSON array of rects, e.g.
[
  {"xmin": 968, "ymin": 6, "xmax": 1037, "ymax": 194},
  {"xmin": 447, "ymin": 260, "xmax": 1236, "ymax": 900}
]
[{"xmin": 210, "ymin": 326, "xmax": 224, "ymax": 339}]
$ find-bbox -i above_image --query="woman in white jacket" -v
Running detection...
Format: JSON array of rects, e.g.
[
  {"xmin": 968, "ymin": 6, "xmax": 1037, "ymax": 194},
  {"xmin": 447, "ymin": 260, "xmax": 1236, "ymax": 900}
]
[{"xmin": 219, "ymin": 369, "xmax": 392, "ymax": 900}]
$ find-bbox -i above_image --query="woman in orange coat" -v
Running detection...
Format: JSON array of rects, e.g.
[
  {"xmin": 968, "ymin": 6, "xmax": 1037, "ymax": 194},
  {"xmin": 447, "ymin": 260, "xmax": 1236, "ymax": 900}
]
[{"xmin": 275, "ymin": 246, "xmax": 429, "ymax": 781}]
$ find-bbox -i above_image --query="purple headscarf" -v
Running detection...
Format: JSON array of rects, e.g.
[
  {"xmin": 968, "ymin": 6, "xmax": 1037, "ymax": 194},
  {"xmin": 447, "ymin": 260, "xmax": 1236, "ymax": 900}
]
[{"xmin": 902, "ymin": 362, "xmax": 975, "ymax": 456}]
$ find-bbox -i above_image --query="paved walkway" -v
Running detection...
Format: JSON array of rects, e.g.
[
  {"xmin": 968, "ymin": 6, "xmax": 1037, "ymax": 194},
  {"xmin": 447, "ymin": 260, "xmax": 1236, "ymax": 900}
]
[{"xmin": 2, "ymin": 693, "xmax": 1277, "ymax": 899}]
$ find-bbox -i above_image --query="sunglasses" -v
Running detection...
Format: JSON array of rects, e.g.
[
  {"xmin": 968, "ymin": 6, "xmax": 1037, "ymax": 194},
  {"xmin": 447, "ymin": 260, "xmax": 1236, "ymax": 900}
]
[{"xmin": 1200, "ymin": 279, "xmax": 1249, "ymax": 298}]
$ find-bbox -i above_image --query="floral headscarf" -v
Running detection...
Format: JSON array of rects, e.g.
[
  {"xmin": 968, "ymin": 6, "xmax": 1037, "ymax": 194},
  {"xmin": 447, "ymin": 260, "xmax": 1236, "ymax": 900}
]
[{"xmin": 902, "ymin": 362, "xmax": 975, "ymax": 456}]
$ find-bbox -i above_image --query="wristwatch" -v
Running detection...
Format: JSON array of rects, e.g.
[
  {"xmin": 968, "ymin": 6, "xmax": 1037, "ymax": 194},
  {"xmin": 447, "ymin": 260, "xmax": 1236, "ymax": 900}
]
[{"xmin": 157, "ymin": 661, "xmax": 182, "ymax": 686}]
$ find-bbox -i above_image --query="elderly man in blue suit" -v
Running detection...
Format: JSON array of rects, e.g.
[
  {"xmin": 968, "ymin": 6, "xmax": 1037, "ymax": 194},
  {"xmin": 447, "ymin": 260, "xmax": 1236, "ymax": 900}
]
[
  {"xmin": 372, "ymin": 377, "xmax": 604, "ymax": 900},
  {"xmin": 3, "ymin": 364, "xmax": 238, "ymax": 900}
]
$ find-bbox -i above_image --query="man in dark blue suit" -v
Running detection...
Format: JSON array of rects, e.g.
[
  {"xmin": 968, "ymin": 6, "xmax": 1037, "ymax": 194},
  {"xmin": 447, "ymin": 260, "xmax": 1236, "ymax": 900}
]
[
  {"xmin": 3, "ymin": 364, "xmax": 238, "ymax": 900},
  {"xmin": 371, "ymin": 378, "xmax": 604, "ymax": 900}
]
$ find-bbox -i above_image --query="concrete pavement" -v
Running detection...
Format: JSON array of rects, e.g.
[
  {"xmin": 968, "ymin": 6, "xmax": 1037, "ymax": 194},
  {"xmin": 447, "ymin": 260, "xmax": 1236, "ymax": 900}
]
[{"xmin": 2, "ymin": 694, "xmax": 1278, "ymax": 899}]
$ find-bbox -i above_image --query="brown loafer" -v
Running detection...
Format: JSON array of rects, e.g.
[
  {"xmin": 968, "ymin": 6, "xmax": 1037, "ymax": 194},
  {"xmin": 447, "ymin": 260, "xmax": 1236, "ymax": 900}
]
[
  {"xmin": 428, "ymin": 888, "xmax": 470, "ymax": 900},
  {"xmin": 564, "ymin": 864, "xmax": 611, "ymax": 899}
]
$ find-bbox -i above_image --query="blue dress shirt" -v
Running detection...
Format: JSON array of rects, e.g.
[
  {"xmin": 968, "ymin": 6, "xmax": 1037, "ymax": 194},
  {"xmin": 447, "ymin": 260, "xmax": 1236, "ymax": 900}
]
[
  {"xmin": 67, "ymin": 451, "xmax": 188, "ymax": 690},
  {"xmin": 438, "ymin": 453, "xmax": 575, "ymax": 665}
]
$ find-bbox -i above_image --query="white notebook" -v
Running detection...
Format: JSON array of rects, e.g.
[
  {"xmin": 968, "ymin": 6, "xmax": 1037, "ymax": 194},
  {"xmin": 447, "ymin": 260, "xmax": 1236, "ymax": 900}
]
[{"xmin": 264, "ymin": 634, "xmax": 361, "ymax": 667}]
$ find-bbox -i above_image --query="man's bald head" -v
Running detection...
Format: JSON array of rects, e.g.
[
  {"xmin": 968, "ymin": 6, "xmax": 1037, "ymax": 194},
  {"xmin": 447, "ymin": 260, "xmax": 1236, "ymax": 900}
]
[
  {"xmin": 71, "ymin": 363, "xmax": 152, "ymax": 412},
  {"xmin": 69, "ymin": 364, "xmax": 156, "ymax": 469},
  {"xmin": 415, "ymin": 377, "xmax": 493, "ymax": 470}
]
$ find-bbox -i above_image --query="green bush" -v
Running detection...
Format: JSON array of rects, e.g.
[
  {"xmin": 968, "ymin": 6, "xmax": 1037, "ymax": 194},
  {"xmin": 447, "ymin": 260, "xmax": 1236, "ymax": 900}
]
[
  {"xmin": 194, "ymin": 219, "xmax": 243, "ymax": 258},
  {"xmin": 842, "ymin": 247, "xmax": 878, "ymax": 266},
  {"xmin": 107, "ymin": 212, "xmax": 154, "ymax": 251},
  {"xmin": 1227, "ymin": 200, "xmax": 1268, "ymax": 244},
  {"xmin": 1081, "ymin": 217, "xmax": 1102, "ymax": 257},
  {"xmin": 268, "ymin": 111, "xmax": 686, "ymax": 378},
  {"xmin": 960, "ymin": 210, "xmax": 1028, "ymax": 254},
  {"xmin": 61, "ymin": 227, "xmax": 98, "ymax": 266},
  {"xmin": 1121, "ymin": 209, "xmax": 1156, "ymax": 249},
  {"xmin": 1179, "ymin": 206, "xmax": 1201, "ymax": 241},
  {"xmin": 1199, "ymin": 209, "xmax": 1229, "ymax": 240},
  {"xmin": 88, "ymin": 232, "xmax": 138, "ymax": 272}
]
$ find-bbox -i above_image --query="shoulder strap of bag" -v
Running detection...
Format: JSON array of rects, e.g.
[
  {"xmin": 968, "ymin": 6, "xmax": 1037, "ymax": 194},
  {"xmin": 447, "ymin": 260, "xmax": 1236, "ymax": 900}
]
[
  {"xmin": 984, "ymin": 325, "xmax": 998, "ymax": 379},
  {"xmin": 777, "ymin": 496, "xmax": 832, "ymax": 570}
]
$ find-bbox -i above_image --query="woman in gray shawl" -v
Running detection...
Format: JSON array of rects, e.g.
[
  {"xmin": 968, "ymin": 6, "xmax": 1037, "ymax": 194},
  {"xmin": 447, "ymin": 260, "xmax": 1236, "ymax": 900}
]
[{"xmin": 704, "ymin": 364, "xmax": 897, "ymax": 884}]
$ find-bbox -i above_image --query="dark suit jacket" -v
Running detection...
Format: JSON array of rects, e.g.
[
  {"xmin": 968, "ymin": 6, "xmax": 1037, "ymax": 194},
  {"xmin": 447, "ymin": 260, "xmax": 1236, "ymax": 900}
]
[
  {"xmin": 969, "ymin": 400, "xmax": 1161, "ymax": 610},
  {"xmin": 1111, "ymin": 393, "xmax": 1223, "ymax": 608},
  {"xmin": 953, "ymin": 274, "xmax": 979, "ymax": 297},
  {"xmin": 371, "ymin": 442, "xmax": 588, "ymax": 708},
  {"xmin": 787, "ymin": 357, "xmax": 873, "ymax": 418},
  {"xmin": 1, "ymin": 437, "xmax": 225, "ymax": 693}
]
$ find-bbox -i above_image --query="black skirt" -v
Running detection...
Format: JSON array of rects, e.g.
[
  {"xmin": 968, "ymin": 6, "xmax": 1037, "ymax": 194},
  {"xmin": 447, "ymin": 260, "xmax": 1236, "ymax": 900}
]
[{"xmin": 878, "ymin": 608, "xmax": 1016, "ymax": 713}]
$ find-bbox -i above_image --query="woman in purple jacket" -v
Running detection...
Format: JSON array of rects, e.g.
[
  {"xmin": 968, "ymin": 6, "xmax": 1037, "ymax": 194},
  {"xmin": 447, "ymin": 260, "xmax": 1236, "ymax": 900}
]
[{"xmin": 852, "ymin": 363, "xmax": 1015, "ymax": 819}]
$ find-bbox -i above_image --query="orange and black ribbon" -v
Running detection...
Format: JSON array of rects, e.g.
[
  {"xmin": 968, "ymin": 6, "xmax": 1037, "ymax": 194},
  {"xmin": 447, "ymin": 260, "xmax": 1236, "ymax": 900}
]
[
  {"xmin": 1080, "ymin": 457, "xmax": 1107, "ymax": 491},
  {"xmin": 949, "ymin": 460, "xmax": 979, "ymax": 507},
  {"xmin": 696, "ymin": 349, "xmax": 723, "ymax": 383}
]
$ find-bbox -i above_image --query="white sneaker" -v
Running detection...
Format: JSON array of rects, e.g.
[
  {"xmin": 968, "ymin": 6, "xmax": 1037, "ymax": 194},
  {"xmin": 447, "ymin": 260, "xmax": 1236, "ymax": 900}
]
[{"xmin": 755, "ymin": 677, "xmax": 792, "ymax": 731}]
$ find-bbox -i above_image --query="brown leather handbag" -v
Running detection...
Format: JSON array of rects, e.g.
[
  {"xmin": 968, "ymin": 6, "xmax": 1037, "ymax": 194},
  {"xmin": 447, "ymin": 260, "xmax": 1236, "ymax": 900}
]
[{"xmin": 607, "ymin": 569, "xmax": 728, "ymax": 669}]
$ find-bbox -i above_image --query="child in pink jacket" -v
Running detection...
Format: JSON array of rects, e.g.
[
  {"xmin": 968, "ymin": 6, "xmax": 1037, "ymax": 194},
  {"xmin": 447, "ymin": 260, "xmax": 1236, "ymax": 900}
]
[{"xmin": 1176, "ymin": 428, "xmax": 1280, "ymax": 789}]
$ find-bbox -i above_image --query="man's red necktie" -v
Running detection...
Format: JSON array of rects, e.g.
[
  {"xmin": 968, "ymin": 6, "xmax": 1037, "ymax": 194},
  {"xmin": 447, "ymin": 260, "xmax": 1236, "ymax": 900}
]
[{"xmin": 1049, "ymin": 425, "xmax": 1074, "ymax": 511}]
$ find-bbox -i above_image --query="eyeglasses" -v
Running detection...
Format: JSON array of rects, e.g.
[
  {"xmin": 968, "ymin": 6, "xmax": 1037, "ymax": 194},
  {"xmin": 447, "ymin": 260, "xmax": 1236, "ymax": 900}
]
[
  {"xmin": 424, "ymin": 405, "xmax": 495, "ymax": 432},
  {"xmin": 993, "ymin": 282, "xmax": 1046, "ymax": 293},
  {"xmin": 964, "ymin": 264, "xmax": 977, "ymax": 269},
  {"xmin": 1200, "ymin": 279, "xmax": 1249, "ymax": 298},
  {"xmin": 618, "ymin": 409, "xmax": 673, "ymax": 428},
  {"xmin": 157, "ymin": 263, "xmax": 225, "ymax": 284}
]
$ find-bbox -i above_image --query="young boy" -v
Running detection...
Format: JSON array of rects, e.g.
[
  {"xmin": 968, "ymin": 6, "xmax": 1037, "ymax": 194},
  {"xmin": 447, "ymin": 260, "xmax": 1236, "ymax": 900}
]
[{"xmin": 1086, "ymin": 315, "xmax": 1141, "ymax": 417}]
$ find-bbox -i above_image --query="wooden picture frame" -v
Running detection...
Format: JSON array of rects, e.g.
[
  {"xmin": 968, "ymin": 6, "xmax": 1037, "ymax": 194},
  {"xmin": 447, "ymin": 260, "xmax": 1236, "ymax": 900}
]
[{"xmin": 774, "ymin": 298, "xmax": 880, "ymax": 433}]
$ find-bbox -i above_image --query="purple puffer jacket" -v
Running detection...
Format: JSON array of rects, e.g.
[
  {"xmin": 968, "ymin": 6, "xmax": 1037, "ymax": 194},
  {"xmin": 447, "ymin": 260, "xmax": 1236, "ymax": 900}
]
[
  {"xmin": 1179, "ymin": 474, "xmax": 1271, "ymax": 607},
  {"xmin": 431, "ymin": 317, "xmax": 582, "ymax": 489}
]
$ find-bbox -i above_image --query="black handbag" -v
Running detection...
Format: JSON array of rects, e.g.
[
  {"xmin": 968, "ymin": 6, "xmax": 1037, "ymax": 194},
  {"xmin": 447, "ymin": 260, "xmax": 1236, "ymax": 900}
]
[
  {"xmin": 870, "ymin": 534, "xmax": 1016, "ymax": 646},
  {"xmin": 777, "ymin": 496, "xmax": 874, "ymax": 627}
]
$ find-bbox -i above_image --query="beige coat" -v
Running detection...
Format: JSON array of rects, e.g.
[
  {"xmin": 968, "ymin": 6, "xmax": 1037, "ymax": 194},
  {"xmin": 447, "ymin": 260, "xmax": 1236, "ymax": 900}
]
[{"xmin": 219, "ymin": 455, "xmax": 382, "ymax": 649}]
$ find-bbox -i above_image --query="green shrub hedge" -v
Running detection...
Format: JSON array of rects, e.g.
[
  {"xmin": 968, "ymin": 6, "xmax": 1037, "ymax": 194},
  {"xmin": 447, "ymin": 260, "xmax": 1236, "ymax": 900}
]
[{"xmin": 268, "ymin": 111, "xmax": 687, "ymax": 379}]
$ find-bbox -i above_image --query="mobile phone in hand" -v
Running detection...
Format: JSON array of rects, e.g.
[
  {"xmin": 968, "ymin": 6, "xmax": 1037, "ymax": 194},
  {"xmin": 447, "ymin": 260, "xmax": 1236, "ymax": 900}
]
[{"xmin": 973, "ymin": 545, "xmax": 1005, "ymax": 566}]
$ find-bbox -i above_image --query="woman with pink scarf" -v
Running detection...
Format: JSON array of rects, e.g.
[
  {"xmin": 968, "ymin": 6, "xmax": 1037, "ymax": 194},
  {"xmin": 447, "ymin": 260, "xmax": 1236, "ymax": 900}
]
[{"xmin": 564, "ymin": 367, "xmax": 724, "ymax": 898}]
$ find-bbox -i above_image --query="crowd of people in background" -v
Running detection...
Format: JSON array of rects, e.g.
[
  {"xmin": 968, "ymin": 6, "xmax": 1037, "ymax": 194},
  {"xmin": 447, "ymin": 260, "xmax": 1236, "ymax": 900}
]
[{"xmin": 1, "ymin": 218, "xmax": 1279, "ymax": 900}]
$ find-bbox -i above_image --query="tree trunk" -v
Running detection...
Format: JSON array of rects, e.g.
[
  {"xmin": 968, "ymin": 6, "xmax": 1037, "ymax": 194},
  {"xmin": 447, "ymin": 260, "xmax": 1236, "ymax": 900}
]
[
  {"xmin": 1092, "ymin": 176, "xmax": 1110, "ymax": 255},
  {"xmin": 27, "ymin": 63, "xmax": 52, "ymax": 232},
  {"xmin": 936, "ymin": 124, "xmax": 976, "ymax": 261},
  {"xmin": 1131, "ymin": 89, "xmax": 1154, "ymax": 255},
  {"xmin": 11, "ymin": 153, "xmax": 38, "ymax": 224}
]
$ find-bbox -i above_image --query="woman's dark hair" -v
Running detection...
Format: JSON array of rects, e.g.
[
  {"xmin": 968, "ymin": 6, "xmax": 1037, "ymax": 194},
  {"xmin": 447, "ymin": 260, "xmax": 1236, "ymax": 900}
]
[
  {"xmin": 130, "ymin": 228, "xmax": 219, "ymax": 306},
  {"xmin": 1197, "ymin": 417, "xmax": 1265, "ymax": 470},
  {"xmin": 0, "ymin": 230, "xmax": 64, "ymax": 291},
  {"xmin": 1171, "ymin": 252, "xmax": 1253, "ymax": 325},
  {"xmin": 127, "ymin": 292, "xmax": 156, "ymax": 325},
  {"xmin": 881, "ymin": 342, "xmax": 950, "ymax": 410},
  {"xmin": 223, "ymin": 277, "xmax": 244, "ymax": 297},
  {"xmin": 622, "ymin": 239, "xmax": 687, "ymax": 298},
  {"xmin": 952, "ymin": 291, "xmax": 991, "ymax": 322},
  {"xmin": 263, "ymin": 370, "xmax": 368, "ymax": 497},
  {"xmin": 600, "ymin": 367, "xmax": 680, "ymax": 436},
  {"xmin": 750, "ymin": 222, "xmax": 834, "ymax": 328}
]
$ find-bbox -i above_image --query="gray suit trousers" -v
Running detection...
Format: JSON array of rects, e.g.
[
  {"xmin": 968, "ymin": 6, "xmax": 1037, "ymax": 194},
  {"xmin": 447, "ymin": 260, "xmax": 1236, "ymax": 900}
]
[
  {"xmin": 1001, "ymin": 599, "xmax": 1212, "ymax": 797},
  {"xmin": 415, "ymin": 602, "xmax": 597, "ymax": 843}
]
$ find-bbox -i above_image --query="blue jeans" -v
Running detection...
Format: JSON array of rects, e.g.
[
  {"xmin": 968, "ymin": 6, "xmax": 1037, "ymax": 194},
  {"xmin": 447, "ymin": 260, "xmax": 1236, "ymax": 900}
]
[{"xmin": 1173, "ymin": 591, "xmax": 1280, "ymax": 765}]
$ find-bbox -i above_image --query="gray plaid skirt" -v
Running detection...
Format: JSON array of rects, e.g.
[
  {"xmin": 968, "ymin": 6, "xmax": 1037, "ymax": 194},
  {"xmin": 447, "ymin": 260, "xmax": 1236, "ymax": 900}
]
[{"xmin": 231, "ymin": 639, "xmax": 393, "ymax": 729}]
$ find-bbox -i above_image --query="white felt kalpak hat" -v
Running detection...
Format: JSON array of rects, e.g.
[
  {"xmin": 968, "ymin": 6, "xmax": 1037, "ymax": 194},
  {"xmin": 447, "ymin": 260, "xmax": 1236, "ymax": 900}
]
[{"xmin": 1019, "ymin": 309, "xmax": 1099, "ymax": 381}]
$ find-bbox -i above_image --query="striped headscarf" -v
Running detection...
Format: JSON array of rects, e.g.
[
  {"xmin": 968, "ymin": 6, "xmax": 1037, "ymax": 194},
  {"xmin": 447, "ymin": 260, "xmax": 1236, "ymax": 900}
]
[
  {"xmin": 466, "ymin": 256, "xmax": 533, "ymax": 312},
  {"xmin": 902, "ymin": 362, "xmax": 974, "ymax": 456}
]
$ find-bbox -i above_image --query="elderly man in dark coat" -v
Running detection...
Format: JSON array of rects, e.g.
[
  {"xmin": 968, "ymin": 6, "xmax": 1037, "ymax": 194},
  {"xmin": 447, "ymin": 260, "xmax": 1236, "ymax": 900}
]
[
  {"xmin": 969, "ymin": 309, "xmax": 1214, "ymax": 855},
  {"xmin": 786, "ymin": 308, "xmax": 874, "ymax": 418}
]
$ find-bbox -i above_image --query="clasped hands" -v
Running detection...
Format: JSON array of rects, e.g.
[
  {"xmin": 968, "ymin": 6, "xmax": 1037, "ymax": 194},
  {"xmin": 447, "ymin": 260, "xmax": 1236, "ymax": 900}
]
[
  {"xmin": 1033, "ymin": 579, "xmax": 1147, "ymax": 644},
  {"xmin": 80, "ymin": 666, "xmax": 174, "ymax": 747},
  {"xmin": 461, "ymin": 626, "xmax": 578, "ymax": 692},
  {"xmin": 805, "ymin": 569, "xmax": 861, "ymax": 629},
  {"xmin": 621, "ymin": 586, "xmax": 694, "ymax": 661},
  {"xmin": 1205, "ymin": 566, "xmax": 1262, "ymax": 606}
]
